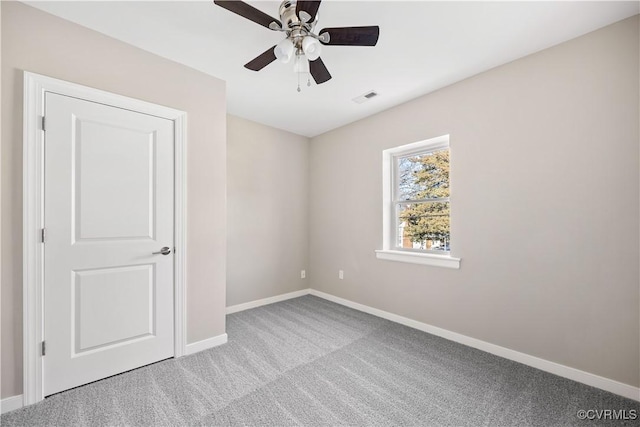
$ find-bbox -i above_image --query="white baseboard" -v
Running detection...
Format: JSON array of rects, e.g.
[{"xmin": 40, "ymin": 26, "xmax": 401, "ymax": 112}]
[
  {"xmin": 226, "ymin": 289, "xmax": 310, "ymax": 314},
  {"xmin": 1, "ymin": 395, "xmax": 24, "ymax": 414},
  {"xmin": 185, "ymin": 333, "xmax": 228, "ymax": 356},
  {"xmin": 309, "ymin": 289, "xmax": 640, "ymax": 402}
]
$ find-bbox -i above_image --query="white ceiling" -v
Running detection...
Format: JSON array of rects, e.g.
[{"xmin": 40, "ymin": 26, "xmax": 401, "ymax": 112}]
[{"xmin": 25, "ymin": 1, "xmax": 639, "ymax": 137}]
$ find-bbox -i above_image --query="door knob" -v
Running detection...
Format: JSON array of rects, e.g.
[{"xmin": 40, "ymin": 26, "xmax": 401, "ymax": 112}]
[{"xmin": 152, "ymin": 247, "xmax": 171, "ymax": 255}]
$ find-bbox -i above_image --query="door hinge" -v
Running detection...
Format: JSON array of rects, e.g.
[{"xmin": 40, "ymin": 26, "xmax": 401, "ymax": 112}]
[
  {"xmin": 41, "ymin": 228, "xmax": 46, "ymax": 243},
  {"xmin": 41, "ymin": 116, "xmax": 46, "ymax": 132},
  {"xmin": 41, "ymin": 341, "xmax": 46, "ymax": 356}
]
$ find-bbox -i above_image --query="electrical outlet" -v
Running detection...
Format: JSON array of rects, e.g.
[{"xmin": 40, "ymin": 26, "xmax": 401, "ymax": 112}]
[
  {"xmin": 338, "ymin": 270, "xmax": 344, "ymax": 280},
  {"xmin": 301, "ymin": 270, "xmax": 306, "ymax": 279}
]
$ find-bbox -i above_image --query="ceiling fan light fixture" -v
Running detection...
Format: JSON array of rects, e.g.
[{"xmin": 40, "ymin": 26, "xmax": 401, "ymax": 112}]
[
  {"xmin": 274, "ymin": 38, "xmax": 294, "ymax": 63},
  {"xmin": 214, "ymin": 0, "xmax": 381, "ymax": 87},
  {"xmin": 302, "ymin": 36, "xmax": 322, "ymax": 61}
]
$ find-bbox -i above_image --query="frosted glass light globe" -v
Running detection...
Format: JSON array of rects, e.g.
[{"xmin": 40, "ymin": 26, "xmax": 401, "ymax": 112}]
[
  {"xmin": 302, "ymin": 36, "xmax": 322, "ymax": 61},
  {"xmin": 274, "ymin": 38, "xmax": 294, "ymax": 63}
]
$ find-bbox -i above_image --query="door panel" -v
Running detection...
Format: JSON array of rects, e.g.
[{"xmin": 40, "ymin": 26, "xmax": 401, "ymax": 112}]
[
  {"xmin": 74, "ymin": 118, "xmax": 156, "ymax": 241},
  {"xmin": 73, "ymin": 264, "xmax": 155, "ymax": 354},
  {"xmin": 44, "ymin": 93, "xmax": 175, "ymax": 396}
]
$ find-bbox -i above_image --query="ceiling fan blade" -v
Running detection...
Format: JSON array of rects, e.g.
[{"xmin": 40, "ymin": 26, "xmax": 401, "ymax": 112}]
[
  {"xmin": 309, "ymin": 57, "xmax": 332, "ymax": 84},
  {"xmin": 296, "ymin": 1, "xmax": 321, "ymax": 23},
  {"xmin": 244, "ymin": 46, "xmax": 277, "ymax": 71},
  {"xmin": 318, "ymin": 26, "xmax": 380, "ymax": 46},
  {"xmin": 213, "ymin": 1, "xmax": 282, "ymax": 30}
]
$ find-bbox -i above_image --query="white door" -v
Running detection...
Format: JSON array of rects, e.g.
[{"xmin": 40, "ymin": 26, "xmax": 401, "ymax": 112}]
[{"xmin": 43, "ymin": 92, "xmax": 175, "ymax": 396}]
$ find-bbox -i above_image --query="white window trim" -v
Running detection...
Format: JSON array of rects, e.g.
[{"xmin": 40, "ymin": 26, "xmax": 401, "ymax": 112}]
[{"xmin": 377, "ymin": 134, "xmax": 460, "ymax": 269}]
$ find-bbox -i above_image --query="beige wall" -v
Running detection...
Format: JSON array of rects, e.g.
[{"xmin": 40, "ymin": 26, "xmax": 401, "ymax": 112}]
[
  {"xmin": 226, "ymin": 115, "xmax": 309, "ymax": 306},
  {"xmin": 309, "ymin": 16, "xmax": 640, "ymax": 387},
  {"xmin": 1, "ymin": 2, "xmax": 227, "ymax": 398}
]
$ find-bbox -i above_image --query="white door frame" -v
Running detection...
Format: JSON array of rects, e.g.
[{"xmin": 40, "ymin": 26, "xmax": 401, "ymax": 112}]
[{"xmin": 23, "ymin": 72, "xmax": 188, "ymax": 405}]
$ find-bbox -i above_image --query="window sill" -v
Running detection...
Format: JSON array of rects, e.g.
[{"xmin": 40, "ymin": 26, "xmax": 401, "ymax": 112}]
[{"xmin": 375, "ymin": 250, "xmax": 461, "ymax": 269}]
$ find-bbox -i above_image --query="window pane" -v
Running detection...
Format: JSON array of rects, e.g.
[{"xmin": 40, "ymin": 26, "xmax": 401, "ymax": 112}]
[
  {"xmin": 397, "ymin": 149, "xmax": 449, "ymax": 200},
  {"xmin": 396, "ymin": 202, "xmax": 450, "ymax": 251}
]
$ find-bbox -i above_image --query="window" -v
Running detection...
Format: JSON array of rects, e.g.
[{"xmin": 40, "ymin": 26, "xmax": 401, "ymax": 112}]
[{"xmin": 376, "ymin": 135, "xmax": 460, "ymax": 268}]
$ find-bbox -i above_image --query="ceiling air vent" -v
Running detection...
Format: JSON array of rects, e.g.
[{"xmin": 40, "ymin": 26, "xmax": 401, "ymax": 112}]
[{"xmin": 352, "ymin": 90, "xmax": 379, "ymax": 104}]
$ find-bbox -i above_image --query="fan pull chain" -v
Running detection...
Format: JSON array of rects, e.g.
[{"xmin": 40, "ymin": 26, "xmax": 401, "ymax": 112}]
[
  {"xmin": 297, "ymin": 70, "xmax": 301, "ymax": 92},
  {"xmin": 307, "ymin": 78, "xmax": 311, "ymax": 87}
]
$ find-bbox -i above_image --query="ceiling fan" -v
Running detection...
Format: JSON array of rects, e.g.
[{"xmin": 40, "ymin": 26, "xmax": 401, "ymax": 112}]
[{"xmin": 213, "ymin": 0, "xmax": 380, "ymax": 89}]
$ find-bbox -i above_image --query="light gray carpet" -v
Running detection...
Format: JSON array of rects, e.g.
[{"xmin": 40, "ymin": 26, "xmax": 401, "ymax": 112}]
[{"xmin": 2, "ymin": 295, "xmax": 639, "ymax": 426}]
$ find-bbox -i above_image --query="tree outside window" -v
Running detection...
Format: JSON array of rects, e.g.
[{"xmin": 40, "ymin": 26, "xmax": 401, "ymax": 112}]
[{"xmin": 395, "ymin": 148, "xmax": 450, "ymax": 253}]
